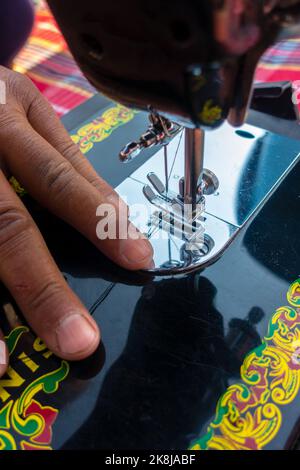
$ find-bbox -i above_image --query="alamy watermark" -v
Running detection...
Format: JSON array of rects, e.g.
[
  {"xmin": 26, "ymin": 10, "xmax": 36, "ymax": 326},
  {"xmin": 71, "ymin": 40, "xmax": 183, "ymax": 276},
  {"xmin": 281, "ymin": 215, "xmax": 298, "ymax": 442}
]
[
  {"xmin": 291, "ymin": 340, "xmax": 300, "ymax": 366},
  {"xmin": 292, "ymin": 81, "xmax": 300, "ymax": 106},
  {"xmin": 0, "ymin": 80, "xmax": 6, "ymax": 105},
  {"xmin": 0, "ymin": 340, "xmax": 6, "ymax": 365}
]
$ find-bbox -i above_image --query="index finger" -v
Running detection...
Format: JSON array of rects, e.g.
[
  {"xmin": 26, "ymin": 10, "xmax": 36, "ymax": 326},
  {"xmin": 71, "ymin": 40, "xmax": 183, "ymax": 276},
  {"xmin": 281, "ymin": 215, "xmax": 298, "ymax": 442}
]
[
  {"xmin": 27, "ymin": 86, "xmax": 127, "ymax": 202},
  {"xmin": 2, "ymin": 120, "xmax": 153, "ymax": 271}
]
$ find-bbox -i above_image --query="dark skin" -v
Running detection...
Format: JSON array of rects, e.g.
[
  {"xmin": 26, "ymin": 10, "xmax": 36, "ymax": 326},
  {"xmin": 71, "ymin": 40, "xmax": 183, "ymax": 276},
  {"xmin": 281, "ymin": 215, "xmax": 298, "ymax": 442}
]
[{"xmin": 0, "ymin": 66, "xmax": 153, "ymax": 376}]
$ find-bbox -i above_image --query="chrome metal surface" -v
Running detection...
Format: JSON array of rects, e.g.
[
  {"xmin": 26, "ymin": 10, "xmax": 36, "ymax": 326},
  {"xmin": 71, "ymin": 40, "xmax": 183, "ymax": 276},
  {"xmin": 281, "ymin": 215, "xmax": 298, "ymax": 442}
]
[
  {"xmin": 119, "ymin": 111, "xmax": 182, "ymax": 163},
  {"xmin": 164, "ymin": 146, "xmax": 169, "ymax": 195},
  {"xmin": 116, "ymin": 123, "xmax": 300, "ymax": 275},
  {"xmin": 201, "ymin": 169, "xmax": 219, "ymax": 196},
  {"xmin": 147, "ymin": 172, "xmax": 165, "ymax": 195},
  {"xmin": 184, "ymin": 128, "xmax": 205, "ymax": 212}
]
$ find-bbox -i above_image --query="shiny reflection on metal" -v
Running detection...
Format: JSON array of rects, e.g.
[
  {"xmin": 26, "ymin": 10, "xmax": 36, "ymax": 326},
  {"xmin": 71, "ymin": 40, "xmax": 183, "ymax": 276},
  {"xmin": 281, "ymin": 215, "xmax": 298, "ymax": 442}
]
[
  {"xmin": 235, "ymin": 129, "xmax": 255, "ymax": 139},
  {"xmin": 116, "ymin": 123, "xmax": 300, "ymax": 275},
  {"xmin": 201, "ymin": 169, "xmax": 219, "ymax": 196},
  {"xmin": 164, "ymin": 146, "xmax": 169, "ymax": 195}
]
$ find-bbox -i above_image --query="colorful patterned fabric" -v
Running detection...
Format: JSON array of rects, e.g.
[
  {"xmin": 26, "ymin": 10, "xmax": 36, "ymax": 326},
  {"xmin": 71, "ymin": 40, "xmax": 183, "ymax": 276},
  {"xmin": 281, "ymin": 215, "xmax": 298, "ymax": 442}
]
[
  {"xmin": 13, "ymin": 1, "xmax": 96, "ymax": 117},
  {"xmin": 256, "ymin": 38, "xmax": 300, "ymax": 83}
]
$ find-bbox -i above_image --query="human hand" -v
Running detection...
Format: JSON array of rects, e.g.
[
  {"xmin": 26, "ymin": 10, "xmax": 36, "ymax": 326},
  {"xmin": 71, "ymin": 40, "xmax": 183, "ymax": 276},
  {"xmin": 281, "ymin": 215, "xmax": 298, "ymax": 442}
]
[{"xmin": 0, "ymin": 66, "xmax": 153, "ymax": 375}]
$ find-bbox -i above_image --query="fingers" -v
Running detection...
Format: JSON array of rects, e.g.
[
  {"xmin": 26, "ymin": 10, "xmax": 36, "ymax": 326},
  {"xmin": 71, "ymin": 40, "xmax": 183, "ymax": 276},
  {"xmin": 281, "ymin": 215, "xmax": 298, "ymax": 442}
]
[
  {"xmin": 0, "ymin": 330, "xmax": 8, "ymax": 377},
  {"xmin": 26, "ymin": 91, "xmax": 131, "ymax": 237},
  {"xmin": 0, "ymin": 70, "xmax": 153, "ymax": 271},
  {"xmin": 1, "ymin": 119, "xmax": 153, "ymax": 270},
  {"xmin": 0, "ymin": 171, "xmax": 100, "ymax": 360}
]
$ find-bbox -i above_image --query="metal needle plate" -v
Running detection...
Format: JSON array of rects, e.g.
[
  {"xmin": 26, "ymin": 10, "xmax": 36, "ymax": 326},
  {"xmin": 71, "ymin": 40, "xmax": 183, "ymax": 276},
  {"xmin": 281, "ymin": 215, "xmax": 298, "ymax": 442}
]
[{"xmin": 116, "ymin": 123, "xmax": 300, "ymax": 275}]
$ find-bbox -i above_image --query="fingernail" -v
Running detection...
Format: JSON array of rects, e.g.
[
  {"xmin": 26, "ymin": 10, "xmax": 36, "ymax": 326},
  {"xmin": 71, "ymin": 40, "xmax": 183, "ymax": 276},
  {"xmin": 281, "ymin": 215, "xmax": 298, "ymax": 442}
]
[
  {"xmin": 0, "ymin": 340, "xmax": 6, "ymax": 365},
  {"xmin": 56, "ymin": 313, "xmax": 97, "ymax": 355},
  {"xmin": 120, "ymin": 238, "xmax": 153, "ymax": 266}
]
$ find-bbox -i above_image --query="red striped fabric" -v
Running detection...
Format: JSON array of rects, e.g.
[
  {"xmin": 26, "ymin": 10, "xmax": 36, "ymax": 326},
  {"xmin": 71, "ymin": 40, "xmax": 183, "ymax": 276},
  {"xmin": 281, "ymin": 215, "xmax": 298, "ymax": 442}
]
[
  {"xmin": 13, "ymin": 1, "xmax": 96, "ymax": 117},
  {"xmin": 256, "ymin": 39, "xmax": 300, "ymax": 83}
]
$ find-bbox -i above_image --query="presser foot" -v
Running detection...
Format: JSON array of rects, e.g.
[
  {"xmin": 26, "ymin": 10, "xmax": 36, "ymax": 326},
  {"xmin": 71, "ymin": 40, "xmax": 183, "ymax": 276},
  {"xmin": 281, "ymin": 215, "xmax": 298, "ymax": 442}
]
[
  {"xmin": 142, "ymin": 172, "xmax": 214, "ymax": 272},
  {"xmin": 134, "ymin": 178, "xmax": 235, "ymax": 275},
  {"xmin": 116, "ymin": 122, "xmax": 300, "ymax": 276}
]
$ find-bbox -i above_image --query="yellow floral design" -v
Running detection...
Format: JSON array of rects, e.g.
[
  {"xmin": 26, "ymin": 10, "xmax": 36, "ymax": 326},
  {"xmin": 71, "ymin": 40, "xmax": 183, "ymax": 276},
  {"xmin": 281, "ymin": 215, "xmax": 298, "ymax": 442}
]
[
  {"xmin": 190, "ymin": 279, "xmax": 300, "ymax": 450},
  {"xmin": 9, "ymin": 177, "xmax": 27, "ymax": 197},
  {"xmin": 198, "ymin": 99, "xmax": 222, "ymax": 126},
  {"xmin": 71, "ymin": 104, "xmax": 139, "ymax": 155}
]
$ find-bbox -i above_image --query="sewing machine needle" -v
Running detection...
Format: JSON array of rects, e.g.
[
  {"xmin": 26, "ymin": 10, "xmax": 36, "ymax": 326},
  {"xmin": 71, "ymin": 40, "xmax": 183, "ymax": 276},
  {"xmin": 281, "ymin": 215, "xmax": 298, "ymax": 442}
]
[{"xmin": 164, "ymin": 145, "xmax": 169, "ymax": 196}]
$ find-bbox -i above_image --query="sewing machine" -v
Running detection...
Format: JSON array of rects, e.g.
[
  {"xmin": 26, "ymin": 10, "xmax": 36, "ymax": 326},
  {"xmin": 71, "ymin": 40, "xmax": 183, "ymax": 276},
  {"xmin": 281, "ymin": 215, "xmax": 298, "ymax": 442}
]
[{"xmin": 46, "ymin": 0, "xmax": 300, "ymax": 275}]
